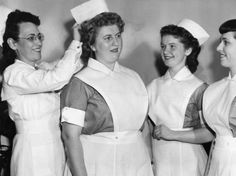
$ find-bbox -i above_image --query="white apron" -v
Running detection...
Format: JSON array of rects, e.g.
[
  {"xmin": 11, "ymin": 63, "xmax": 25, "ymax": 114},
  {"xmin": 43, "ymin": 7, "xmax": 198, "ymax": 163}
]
[
  {"xmin": 148, "ymin": 67, "xmax": 207, "ymax": 176},
  {"xmin": 12, "ymin": 117, "xmax": 66, "ymax": 176},
  {"xmin": 203, "ymin": 75, "xmax": 236, "ymax": 176},
  {"xmin": 73, "ymin": 59, "xmax": 153, "ymax": 176}
]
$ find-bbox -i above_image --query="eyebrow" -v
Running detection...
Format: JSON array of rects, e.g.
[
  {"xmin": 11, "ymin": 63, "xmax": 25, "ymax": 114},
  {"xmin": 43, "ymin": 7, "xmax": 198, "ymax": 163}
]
[{"xmin": 25, "ymin": 33, "xmax": 41, "ymax": 36}]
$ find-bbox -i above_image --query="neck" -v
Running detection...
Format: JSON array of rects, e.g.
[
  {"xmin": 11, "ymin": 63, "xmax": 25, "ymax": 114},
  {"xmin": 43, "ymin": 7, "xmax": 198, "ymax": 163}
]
[
  {"xmin": 96, "ymin": 59, "xmax": 116, "ymax": 71},
  {"xmin": 169, "ymin": 65, "xmax": 185, "ymax": 78}
]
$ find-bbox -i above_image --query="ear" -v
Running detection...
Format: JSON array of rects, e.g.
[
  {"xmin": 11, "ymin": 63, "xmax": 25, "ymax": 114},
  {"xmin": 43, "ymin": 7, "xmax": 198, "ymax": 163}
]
[
  {"xmin": 90, "ymin": 45, "xmax": 96, "ymax": 52},
  {"xmin": 7, "ymin": 38, "xmax": 18, "ymax": 50},
  {"xmin": 185, "ymin": 47, "xmax": 192, "ymax": 56}
]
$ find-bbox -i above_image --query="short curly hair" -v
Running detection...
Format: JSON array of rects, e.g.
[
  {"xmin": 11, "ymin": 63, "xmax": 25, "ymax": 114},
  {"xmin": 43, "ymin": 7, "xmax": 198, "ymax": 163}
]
[
  {"xmin": 79, "ymin": 12, "xmax": 125, "ymax": 65},
  {"xmin": 2, "ymin": 10, "xmax": 40, "ymax": 70},
  {"xmin": 160, "ymin": 25, "xmax": 201, "ymax": 73}
]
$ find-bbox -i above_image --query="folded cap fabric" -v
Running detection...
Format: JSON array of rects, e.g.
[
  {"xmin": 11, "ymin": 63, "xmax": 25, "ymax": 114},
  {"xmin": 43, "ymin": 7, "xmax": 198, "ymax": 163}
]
[
  {"xmin": 178, "ymin": 18, "xmax": 209, "ymax": 45},
  {"xmin": 71, "ymin": 0, "xmax": 109, "ymax": 24}
]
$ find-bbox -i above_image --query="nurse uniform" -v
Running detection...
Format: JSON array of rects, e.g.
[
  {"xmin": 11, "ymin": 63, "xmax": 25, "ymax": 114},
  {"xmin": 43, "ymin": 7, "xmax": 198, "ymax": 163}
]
[
  {"xmin": 61, "ymin": 58, "xmax": 153, "ymax": 176},
  {"xmin": 1, "ymin": 41, "xmax": 82, "ymax": 176},
  {"xmin": 148, "ymin": 67, "xmax": 208, "ymax": 176},
  {"xmin": 203, "ymin": 74, "xmax": 236, "ymax": 176}
]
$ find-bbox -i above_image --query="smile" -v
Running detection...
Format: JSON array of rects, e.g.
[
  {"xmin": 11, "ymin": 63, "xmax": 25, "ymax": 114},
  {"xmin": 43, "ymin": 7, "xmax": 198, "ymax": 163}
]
[{"xmin": 110, "ymin": 48, "xmax": 119, "ymax": 53}]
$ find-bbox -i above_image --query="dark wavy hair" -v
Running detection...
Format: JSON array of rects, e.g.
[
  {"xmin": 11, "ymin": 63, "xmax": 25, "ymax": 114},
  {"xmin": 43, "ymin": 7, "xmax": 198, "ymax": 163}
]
[
  {"xmin": 79, "ymin": 12, "xmax": 125, "ymax": 65},
  {"xmin": 160, "ymin": 25, "xmax": 201, "ymax": 73},
  {"xmin": 219, "ymin": 19, "xmax": 236, "ymax": 38},
  {"xmin": 1, "ymin": 9, "xmax": 40, "ymax": 71}
]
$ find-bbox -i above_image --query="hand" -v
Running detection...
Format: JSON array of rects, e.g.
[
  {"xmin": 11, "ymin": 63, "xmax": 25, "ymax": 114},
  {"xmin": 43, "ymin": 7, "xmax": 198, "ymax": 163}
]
[
  {"xmin": 73, "ymin": 23, "xmax": 81, "ymax": 41},
  {"xmin": 153, "ymin": 124, "xmax": 174, "ymax": 141}
]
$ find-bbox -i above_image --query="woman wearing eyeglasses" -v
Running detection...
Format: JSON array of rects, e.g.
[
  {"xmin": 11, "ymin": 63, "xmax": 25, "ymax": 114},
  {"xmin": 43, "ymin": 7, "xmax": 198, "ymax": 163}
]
[{"xmin": 1, "ymin": 10, "xmax": 83, "ymax": 176}]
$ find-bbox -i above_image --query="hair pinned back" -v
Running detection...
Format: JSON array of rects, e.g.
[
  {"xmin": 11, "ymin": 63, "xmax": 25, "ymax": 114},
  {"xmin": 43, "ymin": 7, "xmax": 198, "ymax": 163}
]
[
  {"xmin": 219, "ymin": 19, "xmax": 236, "ymax": 34},
  {"xmin": 79, "ymin": 12, "xmax": 125, "ymax": 65}
]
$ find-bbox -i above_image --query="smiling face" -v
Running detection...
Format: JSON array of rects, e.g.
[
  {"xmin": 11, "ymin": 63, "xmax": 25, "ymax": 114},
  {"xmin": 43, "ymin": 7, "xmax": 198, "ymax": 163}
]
[
  {"xmin": 217, "ymin": 32, "xmax": 236, "ymax": 73},
  {"xmin": 13, "ymin": 22, "xmax": 43, "ymax": 66},
  {"xmin": 161, "ymin": 34, "xmax": 191, "ymax": 74},
  {"xmin": 91, "ymin": 24, "xmax": 122, "ymax": 70}
]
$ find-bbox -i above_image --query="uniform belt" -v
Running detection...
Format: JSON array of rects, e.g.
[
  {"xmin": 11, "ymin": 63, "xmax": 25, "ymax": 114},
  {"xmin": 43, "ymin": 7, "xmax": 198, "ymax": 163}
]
[
  {"xmin": 15, "ymin": 118, "xmax": 60, "ymax": 134},
  {"xmin": 80, "ymin": 131, "xmax": 142, "ymax": 144}
]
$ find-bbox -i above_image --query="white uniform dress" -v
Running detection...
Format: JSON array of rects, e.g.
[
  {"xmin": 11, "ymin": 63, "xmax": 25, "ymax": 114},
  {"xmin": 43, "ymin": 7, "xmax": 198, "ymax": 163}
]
[
  {"xmin": 203, "ymin": 74, "xmax": 236, "ymax": 176},
  {"xmin": 1, "ymin": 41, "xmax": 82, "ymax": 176},
  {"xmin": 148, "ymin": 67, "xmax": 207, "ymax": 176},
  {"xmin": 61, "ymin": 58, "xmax": 153, "ymax": 176}
]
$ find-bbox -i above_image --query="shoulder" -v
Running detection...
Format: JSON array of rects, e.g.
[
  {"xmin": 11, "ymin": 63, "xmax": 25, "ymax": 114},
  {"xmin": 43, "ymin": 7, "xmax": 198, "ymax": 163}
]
[
  {"xmin": 119, "ymin": 64, "xmax": 140, "ymax": 77},
  {"xmin": 205, "ymin": 78, "xmax": 226, "ymax": 93},
  {"xmin": 3, "ymin": 61, "xmax": 33, "ymax": 79},
  {"xmin": 62, "ymin": 77, "xmax": 85, "ymax": 94}
]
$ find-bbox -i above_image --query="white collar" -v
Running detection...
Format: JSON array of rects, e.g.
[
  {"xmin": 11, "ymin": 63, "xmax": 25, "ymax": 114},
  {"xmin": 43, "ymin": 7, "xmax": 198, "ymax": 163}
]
[
  {"xmin": 164, "ymin": 66, "xmax": 193, "ymax": 81},
  {"xmin": 87, "ymin": 58, "xmax": 120, "ymax": 75}
]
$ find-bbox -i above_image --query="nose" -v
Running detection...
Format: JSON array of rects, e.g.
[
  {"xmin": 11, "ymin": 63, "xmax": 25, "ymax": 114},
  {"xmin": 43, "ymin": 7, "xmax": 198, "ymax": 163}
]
[
  {"xmin": 34, "ymin": 37, "xmax": 42, "ymax": 46},
  {"xmin": 112, "ymin": 37, "xmax": 119, "ymax": 46},
  {"xmin": 162, "ymin": 46, "xmax": 169, "ymax": 54},
  {"xmin": 216, "ymin": 42, "xmax": 222, "ymax": 52}
]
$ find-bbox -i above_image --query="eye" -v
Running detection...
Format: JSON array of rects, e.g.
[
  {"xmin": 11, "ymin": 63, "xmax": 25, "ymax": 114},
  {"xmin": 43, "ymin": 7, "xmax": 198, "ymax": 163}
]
[
  {"xmin": 104, "ymin": 36, "xmax": 112, "ymax": 41},
  {"xmin": 160, "ymin": 44, "xmax": 165, "ymax": 49},
  {"xmin": 116, "ymin": 33, "xmax": 121, "ymax": 38},
  {"xmin": 26, "ymin": 35, "xmax": 35, "ymax": 42},
  {"xmin": 170, "ymin": 44, "xmax": 176, "ymax": 49},
  {"xmin": 38, "ymin": 33, "xmax": 44, "ymax": 41},
  {"xmin": 223, "ymin": 40, "xmax": 229, "ymax": 45}
]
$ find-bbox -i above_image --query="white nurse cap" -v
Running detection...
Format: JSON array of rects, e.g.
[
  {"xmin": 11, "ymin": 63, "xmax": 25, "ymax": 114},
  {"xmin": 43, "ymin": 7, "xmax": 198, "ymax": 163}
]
[
  {"xmin": 0, "ymin": 5, "xmax": 13, "ymax": 46},
  {"xmin": 71, "ymin": 0, "xmax": 109, "ymax": 24},
  {"xmin": 177, "ymin": 18, "xmax": 209, "ymax": 45}
]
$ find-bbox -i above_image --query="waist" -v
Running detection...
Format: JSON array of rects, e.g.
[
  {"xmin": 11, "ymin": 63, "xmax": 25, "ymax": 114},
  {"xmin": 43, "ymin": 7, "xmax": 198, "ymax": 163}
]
[
  {"xmin": 81, "ymin": 131, "xmax": 142, "ymax": 144},
  {"xmin": 215, "ymin": 136, "xmax": 236, "ymax": 148},
  {"xmin": 15, "ymin": 118, "xmax": 60, "ymax": 134}
]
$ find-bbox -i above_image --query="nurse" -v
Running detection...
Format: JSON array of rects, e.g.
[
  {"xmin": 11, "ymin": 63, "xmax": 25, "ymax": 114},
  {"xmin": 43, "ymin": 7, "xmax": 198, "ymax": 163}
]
[
  {"xmin": 202, "ymin": 19, "xmax": 236, "ymax": 176},
  {"xmin": 1, "ymin": 9, "xmax": 82, "ymax": 176},
  {"xmin": 60, "ymin": 1, "xmax": 153, "ymax": 176},
  {"xmin": 148, "ymin": 19, "xmax": 211, "ymax": 176}
]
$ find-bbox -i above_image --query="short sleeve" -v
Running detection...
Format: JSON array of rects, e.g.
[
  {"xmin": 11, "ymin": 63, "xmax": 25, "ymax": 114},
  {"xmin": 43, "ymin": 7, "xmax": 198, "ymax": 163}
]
[
  {"xmin": 60, "ymin": 77, "xmax": 89, "ymax": 126},
  {"xmin": 229, "ymin": 97, "xmax": 236, "ymax": 137},
  {"xmin": 183, "ymin": 83, "xmax": 208, "ymax": 129}
]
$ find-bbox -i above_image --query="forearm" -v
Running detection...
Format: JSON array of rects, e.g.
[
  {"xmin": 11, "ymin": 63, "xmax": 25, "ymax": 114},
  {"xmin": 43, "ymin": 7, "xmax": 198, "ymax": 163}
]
[
  {"xmin": 167, "ymin": 127, "xmax": 214, "ymax": 144},
  {"xmin": 63, "ymin": 135, "xmax": 87, "ymax": 176}
]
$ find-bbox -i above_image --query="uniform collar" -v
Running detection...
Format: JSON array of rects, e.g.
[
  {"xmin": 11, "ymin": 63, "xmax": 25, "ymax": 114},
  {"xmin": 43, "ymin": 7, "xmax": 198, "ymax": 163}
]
[
  {"xmin": 164, "ymin": 66, "xmax": 192, "ymax": 81},
  {"xmin": 227, "ymin": 72, "xmax": 236, "ymax": 82},
  {"xmin": 87, "ymin": 58, "xmax": 120, "ymax": 74}
]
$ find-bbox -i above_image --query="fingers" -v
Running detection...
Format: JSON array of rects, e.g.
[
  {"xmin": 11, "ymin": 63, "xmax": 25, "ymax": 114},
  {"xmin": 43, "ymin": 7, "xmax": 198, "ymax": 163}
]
[
  {"xmin": 73, "ymin": 23, "xmax": 81, "ymax": 41},
  {"xmin": 73, "ymin": 23, "xmax": 81, "ymax": 29},
  {"xmin": 153, "ymin": 125, "xmax": 162, "ymax": 140}
]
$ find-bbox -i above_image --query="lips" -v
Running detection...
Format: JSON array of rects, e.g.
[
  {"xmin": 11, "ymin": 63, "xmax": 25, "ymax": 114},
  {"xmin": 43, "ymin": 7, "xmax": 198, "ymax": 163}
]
[
  {"xmin": 33, "ymin": 48, "xmax": 42, "ymax": 52},
  {"xmin": 219, "ymin": 53, "xmax": 225, "ymax": 58},
  {"xmin": 164, "ymin": 55, "xmax": 173, "ymax": 60},
  {"xmin": 110, "ymin": 48, "xmax": 119, "ymax": 53}
]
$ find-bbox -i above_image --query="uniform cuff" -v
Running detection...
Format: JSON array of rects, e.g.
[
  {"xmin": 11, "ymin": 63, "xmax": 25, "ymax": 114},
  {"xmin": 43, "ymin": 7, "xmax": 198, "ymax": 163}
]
[
  {"xmin": 61, "ymin": 107, "xmax": 85, "ymax": 127},
  {"xmin": 68, "ymin": 40, "xmax": 82, "ymax": 51}
]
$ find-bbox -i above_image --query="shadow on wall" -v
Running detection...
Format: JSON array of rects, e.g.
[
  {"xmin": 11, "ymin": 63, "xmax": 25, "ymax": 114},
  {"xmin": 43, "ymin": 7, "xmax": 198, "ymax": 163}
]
[
  {"xmin": 63, "ymin": 19, "xmax": 74, "ymax": 51},
  {"xmin": 154, "ymin": 51, "xmax": 168, "ymax": 77},
  {"xmin": 209, "ymin": 39, "xmax": 228, "ymax": 82}
]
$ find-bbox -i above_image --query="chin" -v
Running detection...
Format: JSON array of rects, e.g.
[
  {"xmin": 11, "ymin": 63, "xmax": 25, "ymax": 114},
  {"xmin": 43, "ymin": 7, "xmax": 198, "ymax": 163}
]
[{"xmin": 220, "ymin": 61, "xmax": 229, "ymax": 68}]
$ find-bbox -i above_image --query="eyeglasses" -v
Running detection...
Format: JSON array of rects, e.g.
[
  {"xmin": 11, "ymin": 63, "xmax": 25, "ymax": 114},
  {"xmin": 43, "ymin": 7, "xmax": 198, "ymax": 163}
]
[{"xmin": 18, "ymin": 33, "xmax": 44, "ymax": 42}]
